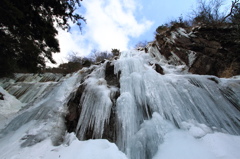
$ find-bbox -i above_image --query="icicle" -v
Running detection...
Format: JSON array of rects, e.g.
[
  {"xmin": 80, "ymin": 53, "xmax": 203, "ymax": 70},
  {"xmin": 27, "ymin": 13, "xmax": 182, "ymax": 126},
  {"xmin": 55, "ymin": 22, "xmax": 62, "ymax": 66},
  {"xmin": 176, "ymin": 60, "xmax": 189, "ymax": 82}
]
[
  {"xmin": 76, "ymin": 62, "xmax": 114, "ymax": 139},
  {"xmin": 113, "ymin": 49, "xmax": 240, "ymax": 158}
]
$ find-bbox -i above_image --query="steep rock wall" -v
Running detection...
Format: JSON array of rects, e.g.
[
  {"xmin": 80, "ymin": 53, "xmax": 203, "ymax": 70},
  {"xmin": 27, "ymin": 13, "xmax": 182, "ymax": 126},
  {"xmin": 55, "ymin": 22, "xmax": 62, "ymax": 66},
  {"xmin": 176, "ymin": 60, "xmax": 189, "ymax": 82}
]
[{"xmin": 153, "ymin": 25, "xmax": 240, "ymax": 77}]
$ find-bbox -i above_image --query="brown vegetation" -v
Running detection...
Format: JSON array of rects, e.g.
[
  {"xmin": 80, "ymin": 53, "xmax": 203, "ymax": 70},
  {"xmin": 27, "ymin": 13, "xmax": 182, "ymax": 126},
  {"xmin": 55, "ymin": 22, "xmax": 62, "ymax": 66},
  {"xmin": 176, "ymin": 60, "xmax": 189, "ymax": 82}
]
[{"xmin": 45, "ymin": 49, "xmax": 121, "ymax": 74}]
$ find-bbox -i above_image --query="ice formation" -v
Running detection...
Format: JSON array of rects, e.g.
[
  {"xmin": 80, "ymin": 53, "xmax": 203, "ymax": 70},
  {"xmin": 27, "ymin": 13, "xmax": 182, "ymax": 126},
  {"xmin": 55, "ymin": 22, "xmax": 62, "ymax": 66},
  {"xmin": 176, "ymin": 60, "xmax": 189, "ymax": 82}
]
[{"xmin": 0, "ymin": 46, "xmax": 240, "ymax": 159}]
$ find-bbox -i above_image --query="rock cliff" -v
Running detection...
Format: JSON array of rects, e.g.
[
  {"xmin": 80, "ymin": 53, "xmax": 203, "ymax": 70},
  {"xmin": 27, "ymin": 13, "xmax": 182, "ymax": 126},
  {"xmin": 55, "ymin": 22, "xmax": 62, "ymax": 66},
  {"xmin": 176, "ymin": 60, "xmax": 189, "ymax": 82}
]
[{"xmin": 152, "ymin": 25, "xmax": 240, "ymax": 77}]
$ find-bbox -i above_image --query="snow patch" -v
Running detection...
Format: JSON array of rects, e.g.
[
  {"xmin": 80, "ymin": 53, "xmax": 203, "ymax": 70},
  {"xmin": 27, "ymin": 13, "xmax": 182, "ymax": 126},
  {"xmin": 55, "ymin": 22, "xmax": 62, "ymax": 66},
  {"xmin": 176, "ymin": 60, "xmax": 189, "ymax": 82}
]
[
  {"xmin": 0, "ymin": 86, "xmax": 24, "ymax": 115},
  {"xmin": 188, "ymin": 50, "xmax": 197, "ymax": 66}
]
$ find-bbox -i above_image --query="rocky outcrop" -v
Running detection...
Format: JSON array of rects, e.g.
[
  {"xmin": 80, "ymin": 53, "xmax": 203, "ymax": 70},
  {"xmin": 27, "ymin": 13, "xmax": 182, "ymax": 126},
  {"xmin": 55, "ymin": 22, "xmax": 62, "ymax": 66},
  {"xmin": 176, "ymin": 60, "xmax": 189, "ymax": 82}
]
[
  {"xmin": 153, "ymin": 25, "xmax": 240, "ymax": 77},
  {"xmin": 65, "ymin": 84, "xmax": 85, "ymax": 133},
  {"xmin": 0, "ymin": 92, "xmax": 4, "ymax": 100}
]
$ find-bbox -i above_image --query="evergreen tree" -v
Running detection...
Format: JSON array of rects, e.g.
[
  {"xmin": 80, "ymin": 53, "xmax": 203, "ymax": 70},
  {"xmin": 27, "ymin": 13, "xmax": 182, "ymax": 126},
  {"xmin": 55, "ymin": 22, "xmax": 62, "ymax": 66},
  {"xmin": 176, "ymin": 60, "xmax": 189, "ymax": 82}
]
[{"xmin": 0, "ymin": 0, "xmax": 84, "ymax": 77}]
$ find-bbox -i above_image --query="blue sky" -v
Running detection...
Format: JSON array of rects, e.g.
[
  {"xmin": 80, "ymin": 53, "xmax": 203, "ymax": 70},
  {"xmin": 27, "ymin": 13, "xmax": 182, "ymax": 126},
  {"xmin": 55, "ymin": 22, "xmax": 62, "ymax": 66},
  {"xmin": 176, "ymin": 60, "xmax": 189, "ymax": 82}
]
[
  {"xmin": 51, "ymin": 0, "xmax": 231, "ymax": 66},
  {"xmin": 130, "ymin": 0, "xmax": 197, "ymax": 45}
]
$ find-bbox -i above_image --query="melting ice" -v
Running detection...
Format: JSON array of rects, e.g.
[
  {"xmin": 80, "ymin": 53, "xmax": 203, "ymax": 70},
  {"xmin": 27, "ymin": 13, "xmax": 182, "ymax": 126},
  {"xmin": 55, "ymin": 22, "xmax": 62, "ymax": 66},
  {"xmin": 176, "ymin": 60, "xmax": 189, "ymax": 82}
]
[{"xmin": 0, "ymin": 48, "xmax": 240, "ymax": 159}]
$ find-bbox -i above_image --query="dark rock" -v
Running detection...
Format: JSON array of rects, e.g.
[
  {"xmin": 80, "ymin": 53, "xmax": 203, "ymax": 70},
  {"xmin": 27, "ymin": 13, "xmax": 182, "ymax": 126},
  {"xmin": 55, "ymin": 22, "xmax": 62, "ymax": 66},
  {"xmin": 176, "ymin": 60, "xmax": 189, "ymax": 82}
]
[
  {"xmin": 144, "ymin": 47, "xmax": 148, "ymax": 53},
  {"xmin": 105, "ymin": 62, "xmax": 120, "ymax": 87},
  {"xmin": 174, "ymin": 36, "xmax": 191, "ymax": 48},
  {"xmin": 208, "ymin": 77, "xmax": 219, "ymax": 84},
  {"xmin": 160, "ymin": 46, "xmax": 172, "ymax": 59},
  {"xmin": 189, "ymin": 55, "xmax": 224, "ymax": 76},
  {"xmin": 173, "ymin": 48, "xmax": 189, "ymax": 65},
  {"xmin": 103, "ymin": 88, "xmax": 120, "ymax": 142},
  {"xmin": 0, "ymin": 92, "xmax": 4, "ymax": 100},
  {"xmin": 102, "ymin": 105, "xmax": 117, "ymax": 142},
  {"xmin": 65, "ymin": 84, "xmax": 85, "ymax": 133},
  {"xmin": 154, "ymin": 64, "xmax": 164, "ymax": 75}
]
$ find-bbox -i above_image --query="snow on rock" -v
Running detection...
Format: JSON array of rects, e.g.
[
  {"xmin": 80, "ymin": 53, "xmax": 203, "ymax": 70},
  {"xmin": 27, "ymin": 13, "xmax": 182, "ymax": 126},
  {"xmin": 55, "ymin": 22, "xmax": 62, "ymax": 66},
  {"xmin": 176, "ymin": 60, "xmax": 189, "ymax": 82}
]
[
  {"xmin": 169, "ymin": 28, "xmax": 189, "ymax": 43},
  {"xmin": 180, "ymin": 120, "xmax": 213, "ymax": 138},
  {"xmin": 0, "ymin": 86, "xmax": 24, "ymax": 115},
  {"xmin": 0, "ymin": 86, "xmax": 24, "ymax": 130},
  {"xmin": 188, "ymin": 50, "xmax": 197, "ymax": 67},
  {"xmin": 177, "ymin": 27, "xmax": 190, "ymax": 38}
]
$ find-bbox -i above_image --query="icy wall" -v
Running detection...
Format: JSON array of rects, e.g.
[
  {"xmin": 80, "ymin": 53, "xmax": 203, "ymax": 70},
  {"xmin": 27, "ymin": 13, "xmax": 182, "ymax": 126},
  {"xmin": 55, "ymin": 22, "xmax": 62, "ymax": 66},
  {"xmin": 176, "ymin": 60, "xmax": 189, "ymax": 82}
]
[
  {"xmin": 71, "ymin": 49, "xmax": 240, "ymax": 159},
  {"xmin": 0, "ymin": 48, "xmax": 240, "ymax": 159}
]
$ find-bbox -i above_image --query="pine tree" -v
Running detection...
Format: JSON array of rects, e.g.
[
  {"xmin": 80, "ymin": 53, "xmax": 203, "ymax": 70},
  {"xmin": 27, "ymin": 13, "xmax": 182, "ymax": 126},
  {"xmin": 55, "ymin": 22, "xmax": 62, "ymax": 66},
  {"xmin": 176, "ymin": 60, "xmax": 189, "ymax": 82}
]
[{"xmin": 0, "ymin": 0, "xmax": 85, "ymax": 77}]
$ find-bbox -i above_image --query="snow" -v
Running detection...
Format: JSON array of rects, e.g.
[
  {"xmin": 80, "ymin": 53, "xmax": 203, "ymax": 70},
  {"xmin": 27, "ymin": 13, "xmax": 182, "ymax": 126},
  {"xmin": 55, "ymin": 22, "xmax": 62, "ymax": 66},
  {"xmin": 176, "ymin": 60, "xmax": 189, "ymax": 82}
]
[
  {"xmin": 153, "ymin": 130, "xmax": 240, "ymax": 159},
  {"xmin": 168, "ymin": 51, "xmax": 186, "ymax": 65},
  {"xmin": 1, "ymin": 112, "xmax": 239, "ymax": 159},
  {"xmin": 46, "ymin": 137, "xmax": 127, "ymax": 159},
  {"xmin": 188, "ymin": 50, "xmax": 197, "ymax": 66},
  {"xmin": 153, "ymin": 130, "xmax": 216, "ymax": 159},
  {"xmin": 201, "ymin": 132, "xmax": 240, "ymax": 159},
  {"xmin": 148, "ymin": 46, "xmax": 167, "ymax": 63},
  {"xmin": 177, "ymin": 27, "xmax": 189, "ymax": 38},
  {"xmin": 168, "ymin": 28, "xmax": 189, "ymax": 43},
  {"xmin": 0, "ymin": 123, "xmax": 127, "ymax": 159}
]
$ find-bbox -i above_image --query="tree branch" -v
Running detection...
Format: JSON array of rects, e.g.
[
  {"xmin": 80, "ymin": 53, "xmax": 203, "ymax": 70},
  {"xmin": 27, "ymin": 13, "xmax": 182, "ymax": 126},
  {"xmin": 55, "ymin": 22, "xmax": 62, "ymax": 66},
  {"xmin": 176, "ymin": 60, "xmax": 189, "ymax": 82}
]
[{"xmin": 221, "ymin": 0, "xmax": 239, "ymax": 23}]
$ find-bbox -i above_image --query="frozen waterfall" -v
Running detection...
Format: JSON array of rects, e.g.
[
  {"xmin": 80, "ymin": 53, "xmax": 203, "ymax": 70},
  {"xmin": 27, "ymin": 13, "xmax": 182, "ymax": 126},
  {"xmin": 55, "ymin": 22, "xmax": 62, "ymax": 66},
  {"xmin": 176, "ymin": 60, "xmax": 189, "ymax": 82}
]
[{"xmin": 0, "ymin": 49, "xmax": 240, "ymax": 159}]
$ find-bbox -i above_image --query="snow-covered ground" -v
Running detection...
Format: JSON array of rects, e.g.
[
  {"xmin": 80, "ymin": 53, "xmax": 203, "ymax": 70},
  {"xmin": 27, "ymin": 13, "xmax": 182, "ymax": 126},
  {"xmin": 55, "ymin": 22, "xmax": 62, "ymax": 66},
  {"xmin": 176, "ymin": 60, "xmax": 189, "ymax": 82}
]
[
  {"xmin": 0, "ymin": 50, "xmax": 240, "ymax": 159},
  {"xmin": 0, "ymin": 127, "xmax": 127, "ymax": 159}
]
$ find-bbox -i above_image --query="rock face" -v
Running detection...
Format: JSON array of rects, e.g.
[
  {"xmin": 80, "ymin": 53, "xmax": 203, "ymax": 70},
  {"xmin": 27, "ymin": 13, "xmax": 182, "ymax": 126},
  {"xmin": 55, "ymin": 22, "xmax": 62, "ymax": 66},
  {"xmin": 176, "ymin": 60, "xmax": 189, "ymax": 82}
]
[
  {"xmin": 154, "ymin": 25, "xmax": 240, "ymax": 77},
  {"xmin": 65, "ymin": 84, "xmax": 85, "ymax": 133}
]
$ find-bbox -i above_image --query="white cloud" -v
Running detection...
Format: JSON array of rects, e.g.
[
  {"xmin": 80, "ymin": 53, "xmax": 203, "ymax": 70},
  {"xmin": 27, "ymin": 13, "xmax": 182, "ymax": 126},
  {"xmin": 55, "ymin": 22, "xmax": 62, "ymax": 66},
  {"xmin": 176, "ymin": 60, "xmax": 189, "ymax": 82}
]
[
  {"xmin": 51, "ymin": 0, "xmax": 152, "ymax": 66},
  {"xmin": 83, "ymin": 0, "xmax": 152, "ymax": 50}
]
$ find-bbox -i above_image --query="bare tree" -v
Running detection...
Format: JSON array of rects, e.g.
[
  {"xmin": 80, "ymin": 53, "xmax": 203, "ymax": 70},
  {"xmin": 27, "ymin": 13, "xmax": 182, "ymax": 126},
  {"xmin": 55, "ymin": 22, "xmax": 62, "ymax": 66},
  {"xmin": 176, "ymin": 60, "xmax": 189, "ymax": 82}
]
[
  {"xmin": 221, "ymin": 0, "xmax": 240, "ymax": 22},
  {"xmin": 192, "ymin": 0, "xmax": 225, "ymax": 25},
  {"xmin": 68, "ymin": 52, "xmax": 84, "ymax": 64}
]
